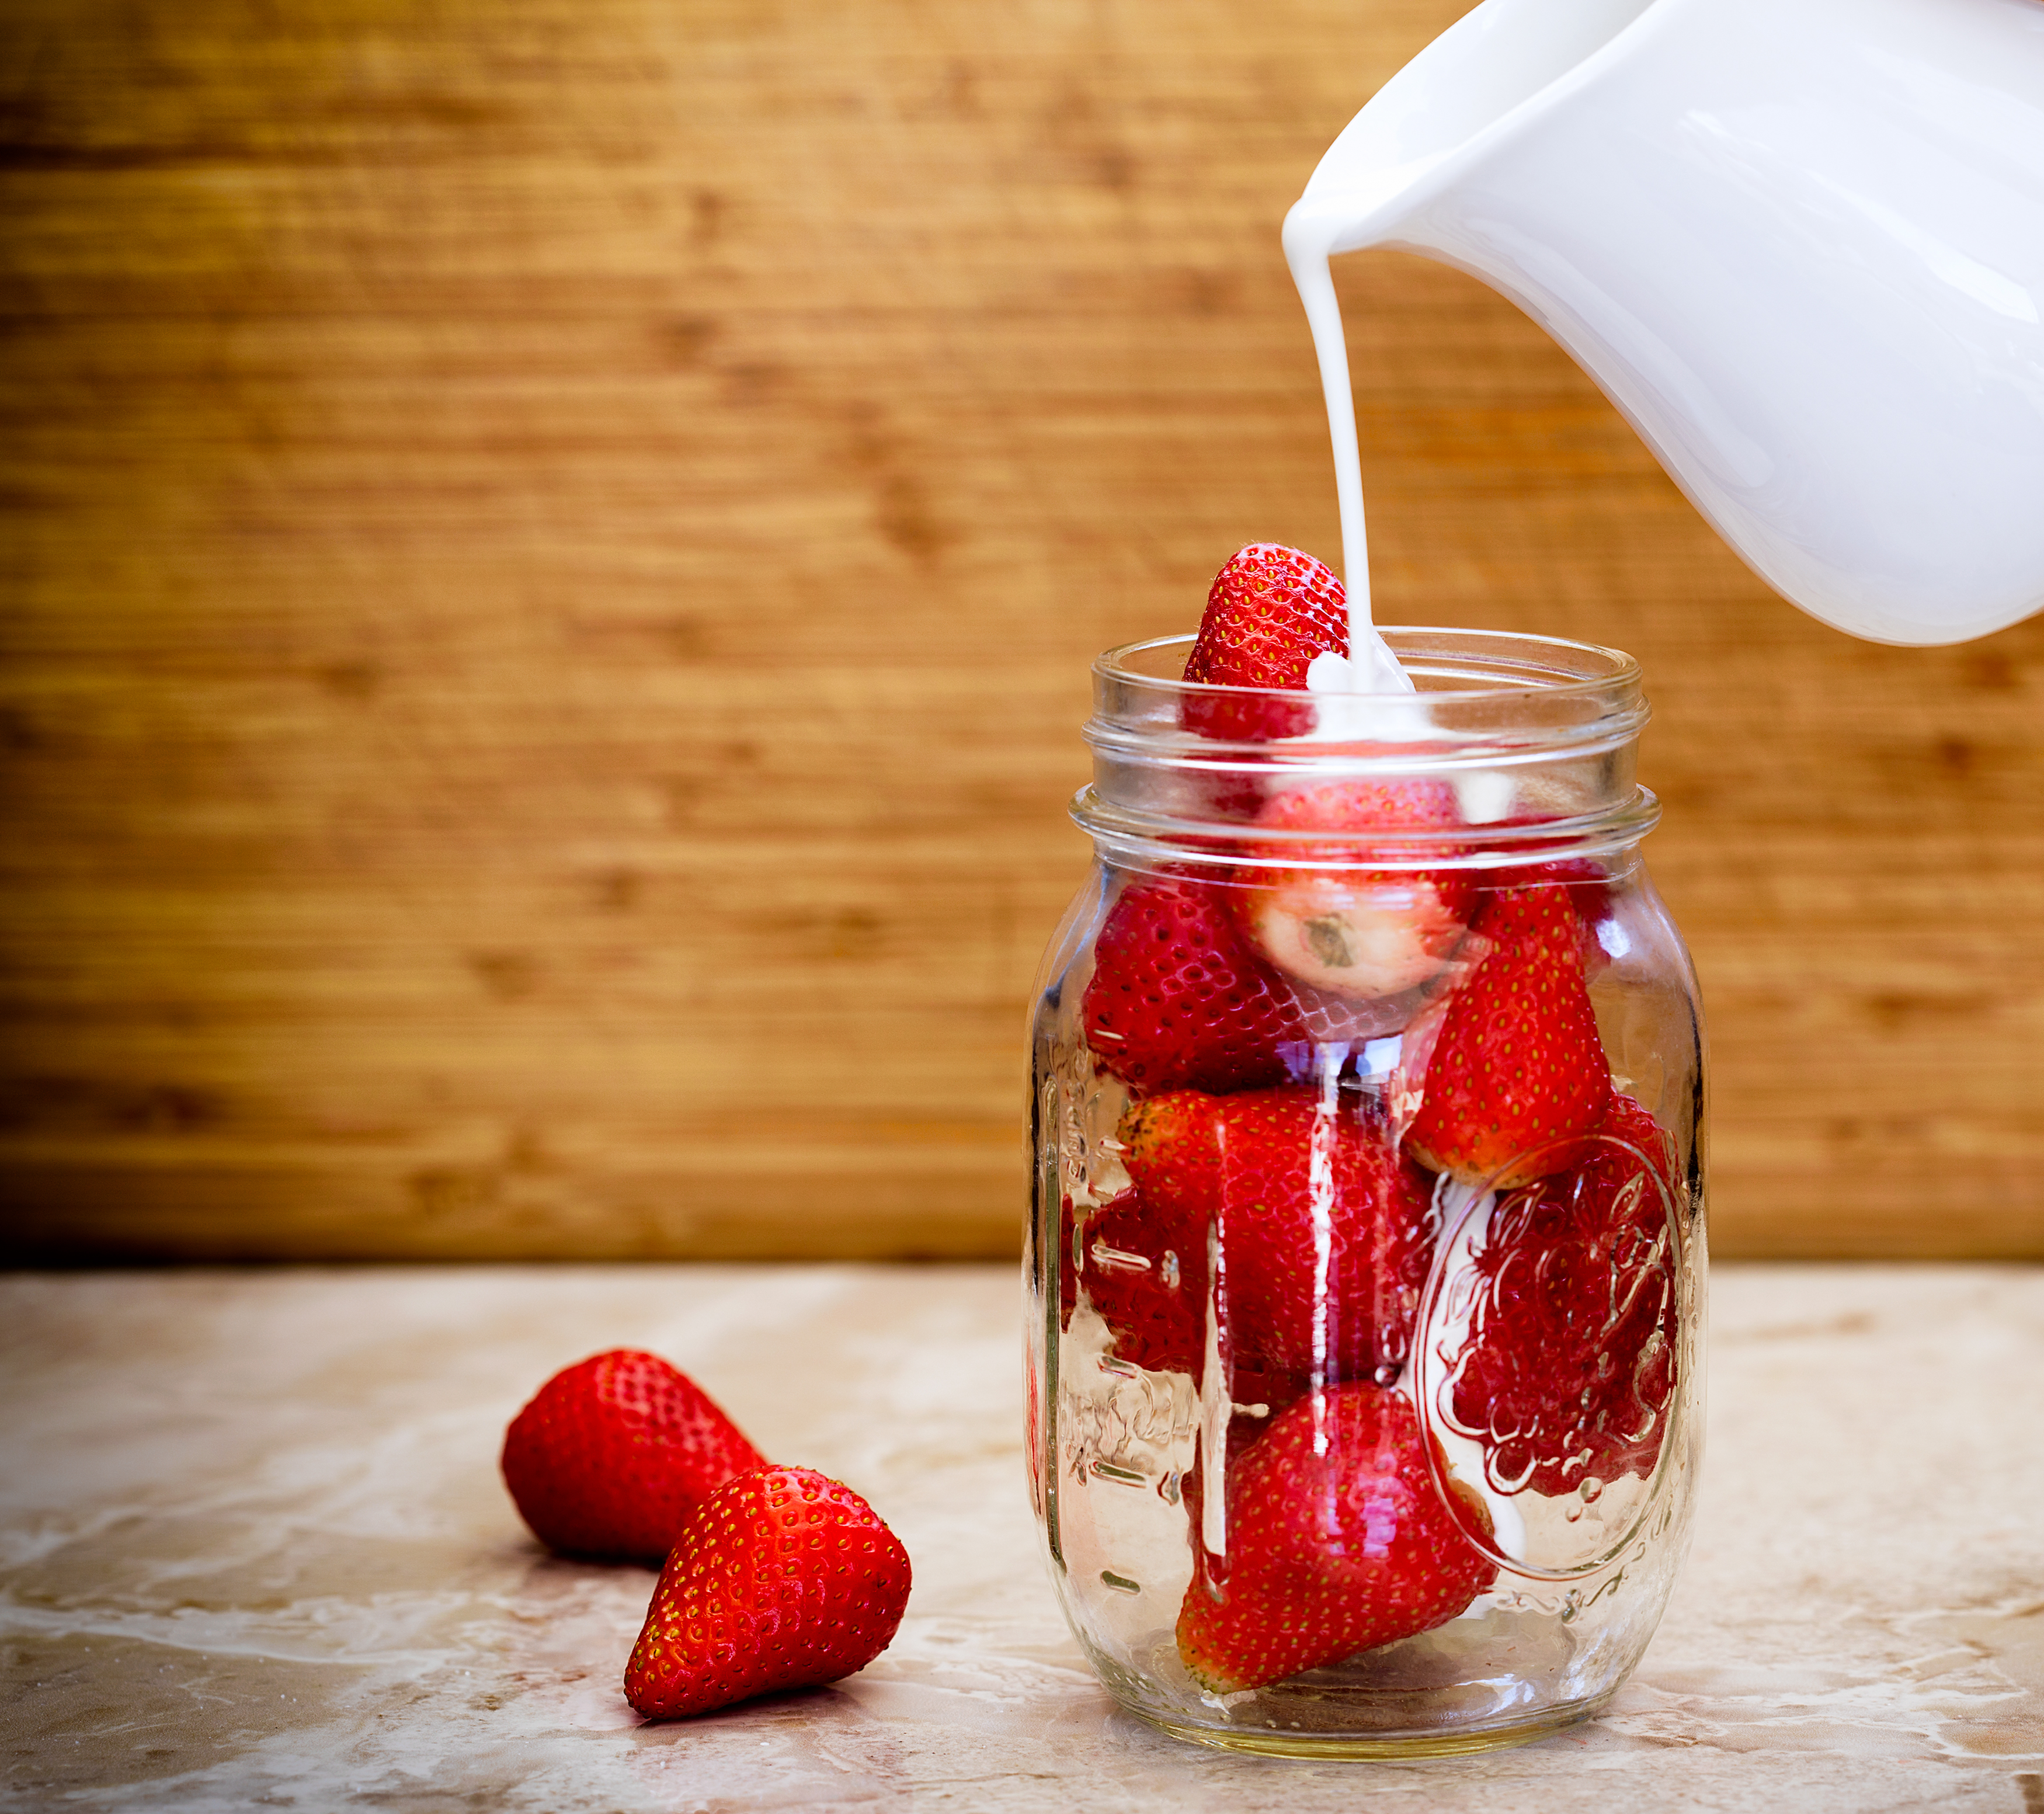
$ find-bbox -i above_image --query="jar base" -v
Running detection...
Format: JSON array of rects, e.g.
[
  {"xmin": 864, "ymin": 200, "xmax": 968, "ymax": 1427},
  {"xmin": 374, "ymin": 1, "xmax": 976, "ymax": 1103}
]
[{"xmin": 1122, "ymin": 1690, "xmax": 1614, "ymax": 1760}]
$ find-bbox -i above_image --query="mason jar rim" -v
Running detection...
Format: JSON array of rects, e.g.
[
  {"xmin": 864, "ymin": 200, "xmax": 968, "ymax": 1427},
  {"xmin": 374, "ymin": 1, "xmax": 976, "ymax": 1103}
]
[
  {"xmin": 1072, "ymin": 626, "xmax": 1660, "ymax": 871},
  {"xmin": 1102, "ymin": 624, "xmax": 1641, "ymax": 691},
  {"xmin": 1070, "ymin": 786, "xmax": 1664, "ymax": 872},
  {"xmin": 1090, "ymin": 628, "xmax": 1647, "ymax": 749}
]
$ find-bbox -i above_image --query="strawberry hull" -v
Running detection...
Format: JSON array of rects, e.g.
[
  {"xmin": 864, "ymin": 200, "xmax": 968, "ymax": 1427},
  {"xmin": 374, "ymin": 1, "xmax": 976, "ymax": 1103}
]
[
  {"xmin": 1037, "ymin": 623, "xmax": 1705, "ymax": 1754},
  {"xmin": 1232, "ymin": 778, "xmax": 1481, "ymax": 1002}
]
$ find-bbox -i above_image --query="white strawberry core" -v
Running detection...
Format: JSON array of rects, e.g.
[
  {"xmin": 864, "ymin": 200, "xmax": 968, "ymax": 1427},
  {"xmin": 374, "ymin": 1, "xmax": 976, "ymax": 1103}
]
[{"xmin": 1245, "ymin": 875, "xmax": 1466, "ymax": 999}]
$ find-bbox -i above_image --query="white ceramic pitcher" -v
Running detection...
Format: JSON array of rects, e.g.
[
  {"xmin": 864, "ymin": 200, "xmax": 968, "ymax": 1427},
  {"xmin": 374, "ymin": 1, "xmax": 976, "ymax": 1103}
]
[{"xmin": 1285, "ymin": 0, "xmax": 2044, "ymax": 646}]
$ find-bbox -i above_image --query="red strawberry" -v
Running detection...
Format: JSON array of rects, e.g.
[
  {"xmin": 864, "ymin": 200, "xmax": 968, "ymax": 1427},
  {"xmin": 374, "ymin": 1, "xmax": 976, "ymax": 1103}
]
[
  {"xmin": 1080, "ymin": 1187, "xmax": 1207, "ymax": 1374},
  {"xmin": 1177, "ymin": 1384, "xmax": 1493, "ymax": 1692},
  {"xmin": 1082, "ymin": 873, "xmax": 1303, "ymax": 1095},
  {"xmin": 1445, "ymin": 1094, "xmax": 1681, "ymax": 1498},
  {"xmin": 1119, "ymin": 1085, "xmax": 1438, "ymax": 1392},
  {"xmin": 624, "ymin": 1465, "xmax": 912, "ymax": 1719},
  {"xmin": 1496, "ymin": 852, "xmax": 1610, "ymax": 929},
  {"xmin": 501, "ymin": 1350, "xmax": 765, "ymax": 1563},
  {"xmin": 1402, "ymin": 885, "xmax": 1614, "ymax": 1187},
  {"xmin": 1181, "ymin": 544, "xmax": 1348, "ymax": 742},
  {"xmin": 1488, "ymin": 818, "xmax": 1613, "ymax": 972},
  {"xmin": 1233, "ymin": 778, "xmax": 1479, "ymax": 1002}
]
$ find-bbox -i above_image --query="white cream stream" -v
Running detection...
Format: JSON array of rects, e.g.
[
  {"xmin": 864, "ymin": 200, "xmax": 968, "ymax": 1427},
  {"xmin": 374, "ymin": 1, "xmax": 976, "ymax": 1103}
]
[{"xmin": 1284, "ymin": 216, "xmax": 1416, "ymax": 703}]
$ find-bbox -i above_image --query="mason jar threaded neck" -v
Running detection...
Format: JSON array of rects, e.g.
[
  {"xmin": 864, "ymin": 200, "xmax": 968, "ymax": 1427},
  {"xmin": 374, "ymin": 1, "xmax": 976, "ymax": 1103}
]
[{"xmin": 1072, "ymin": 627, "xmax": 1659, "ymax": 873}]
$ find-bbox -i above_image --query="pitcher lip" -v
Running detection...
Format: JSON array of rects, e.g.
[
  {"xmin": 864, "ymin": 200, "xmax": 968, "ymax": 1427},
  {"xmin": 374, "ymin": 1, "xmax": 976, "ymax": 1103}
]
[{"xmin": 1288, "ymin": 0, "xmax": 1678, "ymax": 256}]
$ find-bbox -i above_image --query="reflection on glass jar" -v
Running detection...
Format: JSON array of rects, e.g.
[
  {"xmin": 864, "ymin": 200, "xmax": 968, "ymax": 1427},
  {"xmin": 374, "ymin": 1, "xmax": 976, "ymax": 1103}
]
[{"xmin": 1025, "ymin": 629, "xmax": 1706, "ymax": 1757}]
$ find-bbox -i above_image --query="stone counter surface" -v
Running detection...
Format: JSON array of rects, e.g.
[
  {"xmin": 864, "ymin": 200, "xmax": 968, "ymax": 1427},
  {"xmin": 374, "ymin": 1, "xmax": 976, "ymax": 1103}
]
[{"xmin": 1, "ymin": 1264, "xmax": 2040, "ymax": 1812}]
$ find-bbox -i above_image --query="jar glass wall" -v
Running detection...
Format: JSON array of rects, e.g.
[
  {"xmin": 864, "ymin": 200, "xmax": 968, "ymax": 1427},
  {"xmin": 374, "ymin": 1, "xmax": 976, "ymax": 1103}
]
[{"xmin": 1025, "ymin": 629, "xmax": 1706, "ymax": 1757}]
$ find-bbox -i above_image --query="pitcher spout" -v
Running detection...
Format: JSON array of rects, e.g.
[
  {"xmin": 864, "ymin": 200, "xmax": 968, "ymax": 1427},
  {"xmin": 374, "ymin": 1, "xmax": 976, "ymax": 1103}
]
[
  {"xmin": 1288, "ymin": 0, "xmax": 2044, "ymax": 645},
  {"xmin": 1285, "ymin": 0, "xmax": 1663, "ymax": 260}
]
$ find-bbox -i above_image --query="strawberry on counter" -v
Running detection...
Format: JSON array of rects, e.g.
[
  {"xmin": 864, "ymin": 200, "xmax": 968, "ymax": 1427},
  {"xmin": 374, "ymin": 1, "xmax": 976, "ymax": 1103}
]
[
  {"xmin": 502, "ymin": 1354, "xmax": 914, "ymax": 1721},
  {"xmin": 624, "ymin": 1467, "xmax": 912, "ymax": 1720},
  {"xmin": 500, "ymin": 1349, "xmax": 765, "ymax": 1564}
]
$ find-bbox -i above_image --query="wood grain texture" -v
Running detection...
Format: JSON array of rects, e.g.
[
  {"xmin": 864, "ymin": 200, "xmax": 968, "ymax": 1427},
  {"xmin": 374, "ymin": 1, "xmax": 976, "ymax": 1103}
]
[{"xmin": 2, "ymin": 0, "xmax": 2039, "ymax": 1262}]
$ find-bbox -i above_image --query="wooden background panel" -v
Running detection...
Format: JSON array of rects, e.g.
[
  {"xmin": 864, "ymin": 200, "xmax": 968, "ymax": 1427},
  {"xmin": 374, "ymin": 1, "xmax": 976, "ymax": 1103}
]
[{"xmin": 1, "ymin": 0, "xmax": 2039, "ymax": 1262}]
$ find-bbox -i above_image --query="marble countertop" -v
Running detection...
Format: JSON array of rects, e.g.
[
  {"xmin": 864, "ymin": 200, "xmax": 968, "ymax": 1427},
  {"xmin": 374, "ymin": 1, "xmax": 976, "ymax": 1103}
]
[{"xmin": 2, "ymin": 1263, "xmax": 2040, "ymax": 1812}]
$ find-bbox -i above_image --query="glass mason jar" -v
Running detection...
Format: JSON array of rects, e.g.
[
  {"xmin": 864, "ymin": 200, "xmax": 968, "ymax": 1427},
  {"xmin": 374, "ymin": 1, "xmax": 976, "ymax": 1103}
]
[{"xmin": 1025, "ymin": 628, "xmax": 1706, "ymax": 1756}]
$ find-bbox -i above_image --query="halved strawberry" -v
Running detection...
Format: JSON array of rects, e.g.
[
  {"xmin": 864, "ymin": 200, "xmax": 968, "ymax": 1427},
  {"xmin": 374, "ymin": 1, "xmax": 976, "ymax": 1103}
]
[
  {"xmin": 1176, "ymin": 1384, "xmax": 1493, "ymax": 1693},
  {"xmin": 1444, "ymin": 1094, "xmax": 1681, "ymax": 1498},
  {"xmin": 1180, "ymin": 544, "xmax": 1348, "ymax": 742},
  {"xmin": 1402, "ymin": 884, "xmax": 1614, "ymax": 1187},
  {"xmin": 1233, "ymin": 778, "xmax": 1479, "ymax": 1003},
  {"xmin": 1119, "ymin": 1085, "xmax": 1437, "ymax": 1392},
  {"xmin": 1081, "ymin": 873, "xmax": 1303, "ymax": 1096}
]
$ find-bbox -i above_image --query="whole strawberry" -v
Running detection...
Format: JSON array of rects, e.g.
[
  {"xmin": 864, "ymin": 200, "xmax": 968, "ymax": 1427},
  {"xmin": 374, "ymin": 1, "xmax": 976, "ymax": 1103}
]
[
  {"xmin": 501, "ymin": 1350, "xmax": 764, "ymax": 1563},
  {"xmin": 1181, "ymin": 544, "xmax": 1348, "ymax": 741},
  {"xmin": 624, "ymin": 1466, "xmax": 912, "ymax": 1719},
  {"xmin": 1079, "ymin": 1187, "xmax": 1207, "ymax": 1375},
  {"xmin": 1447, "ymin": 1094, "xmax": 1681, "ymax": 1497},
  {"xmin": 1403, "ymin": 884, "xmax": 1614, "ymax": 1187},
  {"xmin": 1233, "ymin": 777, "xmax": 1478, "ymax": 1002},
  {"xmin": 1177, "ymin": 1384, "xmax": 1493, "ymax": 1693},
  {"xmin": 1120, "ymin": 1085, "xmax": 1437, "ymax": 1392},
  {"xmin": 1081, "ymin": 873, "xmax": 1303, "ymax": 1096}
]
